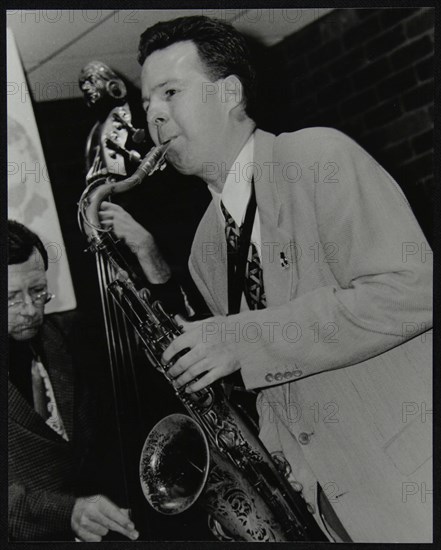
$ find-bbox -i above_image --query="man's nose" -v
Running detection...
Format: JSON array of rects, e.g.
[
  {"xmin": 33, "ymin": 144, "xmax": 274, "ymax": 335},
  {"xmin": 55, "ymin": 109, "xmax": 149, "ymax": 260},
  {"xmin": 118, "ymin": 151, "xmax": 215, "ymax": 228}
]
[
  {"xmin": 20, "ymin": 295, "xmax": 38, "ymax": 315},
  {"xmin": 147, "ymin": 100, "xmax": 169, "ymax": 127}
]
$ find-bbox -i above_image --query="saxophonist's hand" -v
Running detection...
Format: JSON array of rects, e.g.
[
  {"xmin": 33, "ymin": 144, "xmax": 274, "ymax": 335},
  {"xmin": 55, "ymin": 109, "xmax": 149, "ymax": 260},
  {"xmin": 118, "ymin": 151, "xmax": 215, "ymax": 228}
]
[
  {"xmin": 99, "ymin": 201, "xmax": 151, "ymax": 253},
  {"xmin": 163, "ymin": 316, "xmax": 242, "ymax": 392},
  {"xmin": 99, "ymin": 201, "xmax": 171, "ymax": 283}
]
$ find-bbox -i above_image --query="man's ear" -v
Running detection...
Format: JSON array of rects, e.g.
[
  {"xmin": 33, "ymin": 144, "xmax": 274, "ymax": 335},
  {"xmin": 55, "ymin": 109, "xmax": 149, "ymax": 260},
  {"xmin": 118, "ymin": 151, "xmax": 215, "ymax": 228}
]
[{"xmin": 223, "ymin": 75, "xmax": 243, "ymax": 110}]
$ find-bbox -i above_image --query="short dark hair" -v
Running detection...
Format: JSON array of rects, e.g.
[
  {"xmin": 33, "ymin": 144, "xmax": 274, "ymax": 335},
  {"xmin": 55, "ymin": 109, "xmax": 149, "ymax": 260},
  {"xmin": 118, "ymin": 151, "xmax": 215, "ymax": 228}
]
[
  {"xmin": 8, "ymin": 220, "xmax": 48, "ymax": 270},
  {"xmin": 138, "ymin": 15, "xmax": 256, "ymax": 117}
]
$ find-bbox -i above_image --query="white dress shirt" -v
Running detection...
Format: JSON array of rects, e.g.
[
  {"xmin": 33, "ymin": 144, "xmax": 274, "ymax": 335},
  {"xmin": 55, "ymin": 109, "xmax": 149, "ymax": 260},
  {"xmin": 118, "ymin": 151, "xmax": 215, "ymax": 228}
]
[
  {"xmin": 32, "ymin": 358, "xmax": 69, "ymax": 441},
  {"xmin": 208, "ymin": 132, "xmax": 262, "ymax": 311},
  {"xmin": 208, "ymin": 133, "xmax": 261, "ymax": 258}
]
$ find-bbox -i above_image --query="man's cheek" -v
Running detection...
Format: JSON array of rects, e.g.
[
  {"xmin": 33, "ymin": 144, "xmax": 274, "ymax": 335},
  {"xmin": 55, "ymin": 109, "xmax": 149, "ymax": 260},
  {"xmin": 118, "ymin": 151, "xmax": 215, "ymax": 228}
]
[{"xmin": 8, "ymin": 316, "xmax": 18, "ymax": 334}]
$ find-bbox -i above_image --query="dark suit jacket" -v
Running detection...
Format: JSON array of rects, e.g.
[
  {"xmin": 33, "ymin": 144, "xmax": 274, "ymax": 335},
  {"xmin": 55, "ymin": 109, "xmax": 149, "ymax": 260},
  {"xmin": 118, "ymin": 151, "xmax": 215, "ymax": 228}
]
[
  {"xmin": 189, "ymin": 128, "xmax": 433, "ymax": 542},
  {"xmin": 8, "ymin": 315, "xmax": 96, "ymax": 541}
]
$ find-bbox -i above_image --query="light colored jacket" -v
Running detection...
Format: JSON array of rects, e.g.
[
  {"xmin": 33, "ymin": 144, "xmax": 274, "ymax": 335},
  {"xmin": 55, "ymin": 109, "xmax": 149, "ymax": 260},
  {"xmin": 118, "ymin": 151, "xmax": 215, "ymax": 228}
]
[{"xmin": 189, "ymin": 128, "xmax": 433, "ymax": 542}]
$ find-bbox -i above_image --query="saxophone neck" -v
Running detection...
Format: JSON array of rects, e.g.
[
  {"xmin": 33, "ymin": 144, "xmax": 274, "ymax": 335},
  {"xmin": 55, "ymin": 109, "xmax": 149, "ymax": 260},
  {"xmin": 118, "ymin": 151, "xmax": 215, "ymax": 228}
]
[{"xmin": 109, "ymin": 140, "xmax": 171, "ymax": 191}]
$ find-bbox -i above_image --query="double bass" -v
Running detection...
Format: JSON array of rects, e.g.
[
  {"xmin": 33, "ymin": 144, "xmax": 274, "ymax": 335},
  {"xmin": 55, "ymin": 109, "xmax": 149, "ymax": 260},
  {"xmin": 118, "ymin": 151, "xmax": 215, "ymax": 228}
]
[{"xmin": 78, "ymin": 61, "xmax": 212, "ymax": 540}]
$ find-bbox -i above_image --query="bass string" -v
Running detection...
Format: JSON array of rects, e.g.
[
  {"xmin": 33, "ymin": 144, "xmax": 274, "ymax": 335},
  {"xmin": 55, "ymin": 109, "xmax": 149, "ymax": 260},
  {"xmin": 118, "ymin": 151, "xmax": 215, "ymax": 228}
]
[
  {"xmin": 95, "ymin": 250, "xmax": 139, "ymax": 509},
  {"xmin": 103, "ymin": 251, "xmax": 144, "ymax": 419}
]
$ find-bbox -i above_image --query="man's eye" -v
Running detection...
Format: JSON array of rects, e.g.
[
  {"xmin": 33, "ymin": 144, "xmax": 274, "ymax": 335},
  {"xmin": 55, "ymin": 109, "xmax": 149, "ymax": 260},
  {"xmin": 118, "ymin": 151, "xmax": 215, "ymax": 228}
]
[
  {"xmin": 30, "ymin": 287, "xmax": 45, "ymax": 296},
  {"xmin": 165, "ymin": 89, "xmax": 177, "ymax": 98}
]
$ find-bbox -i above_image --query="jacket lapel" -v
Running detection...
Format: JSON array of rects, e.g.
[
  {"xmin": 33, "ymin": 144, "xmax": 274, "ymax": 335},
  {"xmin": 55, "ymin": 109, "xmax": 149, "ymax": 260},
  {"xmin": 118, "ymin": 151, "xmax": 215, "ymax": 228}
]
[
  {"xmin": 190, "ymin": 201, "xmax": 229, "ymax": 315},
  {"xmin": 9, "ymin": 380, "xmax": 66, "ymax": 443},
  {"xmin": 254, "ymin": 130, "xmax": 297, "ymax": 306}
]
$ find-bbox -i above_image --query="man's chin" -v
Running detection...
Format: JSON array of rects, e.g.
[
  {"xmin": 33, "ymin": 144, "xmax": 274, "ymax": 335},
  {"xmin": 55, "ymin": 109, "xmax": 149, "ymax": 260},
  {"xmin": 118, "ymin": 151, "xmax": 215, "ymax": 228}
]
[
  {"xmin": 10, "ymin": 326, "xmax": 40, "ymax": 341},
  {"xmin": 167, "ymin": 154, "xmax": 194, "ymax": 176}
]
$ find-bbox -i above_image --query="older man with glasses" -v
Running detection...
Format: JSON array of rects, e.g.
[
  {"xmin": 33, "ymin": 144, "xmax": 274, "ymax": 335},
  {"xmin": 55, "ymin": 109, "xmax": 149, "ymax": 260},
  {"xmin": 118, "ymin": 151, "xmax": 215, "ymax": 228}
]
[{"xmin": 8, "ymin": 220, "xmax": 139, "ymax": 542}]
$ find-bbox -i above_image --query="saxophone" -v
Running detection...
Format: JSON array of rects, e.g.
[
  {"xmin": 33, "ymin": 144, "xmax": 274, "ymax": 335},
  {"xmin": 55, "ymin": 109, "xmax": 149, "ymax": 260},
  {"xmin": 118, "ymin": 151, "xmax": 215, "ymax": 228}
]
[{"xmin": 78, "ymin": 143, "xmax": 328, "ymax": 542}]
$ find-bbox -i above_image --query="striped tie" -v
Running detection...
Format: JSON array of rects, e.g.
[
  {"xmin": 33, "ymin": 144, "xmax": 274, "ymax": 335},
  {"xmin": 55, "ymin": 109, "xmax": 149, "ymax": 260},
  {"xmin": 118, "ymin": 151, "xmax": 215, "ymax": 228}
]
[{"xmin": 220, "ymin": 201, "xmax": 267, "ymax": 310}]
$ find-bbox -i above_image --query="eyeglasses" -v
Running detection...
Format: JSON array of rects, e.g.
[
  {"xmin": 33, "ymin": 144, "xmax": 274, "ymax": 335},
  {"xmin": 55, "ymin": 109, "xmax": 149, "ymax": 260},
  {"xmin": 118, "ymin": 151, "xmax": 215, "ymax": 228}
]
[{"xmin": 8, "ymin": 290, "xmax": 55, "ymax": 311}]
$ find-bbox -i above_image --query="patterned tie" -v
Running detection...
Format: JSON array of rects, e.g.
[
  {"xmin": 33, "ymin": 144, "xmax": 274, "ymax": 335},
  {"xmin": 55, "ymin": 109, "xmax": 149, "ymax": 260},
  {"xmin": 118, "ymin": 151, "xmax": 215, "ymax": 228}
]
[{"xmin": 220, "ymin": 201, "xmax": 267, "ymax": 310}]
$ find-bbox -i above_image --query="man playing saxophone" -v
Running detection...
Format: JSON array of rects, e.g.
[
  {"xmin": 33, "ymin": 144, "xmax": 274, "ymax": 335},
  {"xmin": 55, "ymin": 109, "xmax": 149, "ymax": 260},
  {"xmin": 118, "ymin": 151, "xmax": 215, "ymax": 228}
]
[{"xmin": 135, "ymin": 15, "xmax": 433, "ymax": 543}]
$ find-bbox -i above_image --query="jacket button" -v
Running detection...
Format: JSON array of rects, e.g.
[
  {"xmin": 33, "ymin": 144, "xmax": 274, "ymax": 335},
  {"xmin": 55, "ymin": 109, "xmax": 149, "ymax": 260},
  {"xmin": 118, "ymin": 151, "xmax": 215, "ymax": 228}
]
[
  {"xmin": 291, "ymin": 481, "xmax": 303, "ymax": 492},
  {"xmin": 293, "ymin": 369, "xmax": 303, "ymax": 378},
  {"xmin": 284, "ymin": 371, "xmax": 292, "ymax": 379},
  {"xmin": 274, "ymin": 372, "xmax": 283, "ymax": 381},
  {"xmin": 298, "ymin": 432, "xmax": 311, "ymax": 445},
  {"xmin": 265, "ymin": 373, "xmax": 274, "ymax": 383}
]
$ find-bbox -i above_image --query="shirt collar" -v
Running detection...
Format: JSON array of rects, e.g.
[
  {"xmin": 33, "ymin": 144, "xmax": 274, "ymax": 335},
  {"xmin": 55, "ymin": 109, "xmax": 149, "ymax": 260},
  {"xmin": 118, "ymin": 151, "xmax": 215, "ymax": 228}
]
[{"xmin": 209, "ymin": 133, "xmax": 255, "ymax": 227}]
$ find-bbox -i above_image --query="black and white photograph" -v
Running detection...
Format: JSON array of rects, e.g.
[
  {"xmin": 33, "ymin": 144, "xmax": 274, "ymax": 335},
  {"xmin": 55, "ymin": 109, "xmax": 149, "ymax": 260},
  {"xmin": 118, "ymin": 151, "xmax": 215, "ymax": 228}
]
[{"xmin": 5, "ymin": 4, "xmax": 434, "ymax": 544}]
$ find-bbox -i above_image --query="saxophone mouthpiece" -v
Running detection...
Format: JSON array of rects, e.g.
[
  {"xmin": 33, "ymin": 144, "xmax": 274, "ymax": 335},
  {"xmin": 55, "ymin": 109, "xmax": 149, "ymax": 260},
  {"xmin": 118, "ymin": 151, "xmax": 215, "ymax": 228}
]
[
  {"xmin": 155, "ymin": 139, "xmax": 172, "ymax": 156},
  {"xmin": 141, "ymin": 140, "xmax": 171, "ymax": 176},
  {"xmin": 159, "ymin": 138, "xmax": 172, "ymax": 151}
]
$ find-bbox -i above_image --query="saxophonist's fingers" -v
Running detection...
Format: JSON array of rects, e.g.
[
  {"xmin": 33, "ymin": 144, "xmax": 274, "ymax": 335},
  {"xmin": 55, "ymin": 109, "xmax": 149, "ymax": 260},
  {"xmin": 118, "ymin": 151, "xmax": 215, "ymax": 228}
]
[
  {"xmin": 173, "ymin": 314, "xmax": 194, "ymax": 330},
  {"xmin": 100, "ymin": 200, "xmax": 123, "ymax": 212},
  {"xmin": 185, "ymin": 368, "xmax": 222, "ymax": 393},
  {"xmin": 172, "ymin": 358, "xmax": 211, "ymax": 389},
  {"xmin": 99, "ymin": 218, "xmax": 113, "ymax": 229},
  {"xmin": 167, "ymin": 344, "xmax": 206, "ymax": 378},
  {"xmin": 98, "ymin": 210, "xmax": 112, "ymax": 221},
  {"xmin": 99, "ymin": 219, "xmax": 113, "ymax": 232},
  {"xmin": 162, "ymin": 329, "xmax": 200, "ymax": 364},
  {"xmin": 98, "ymin": 209, "xmax": 115, "ymax": 227},
  {"xmin": 173, "ymin": 315, "xmax": 211, "ymax": 333}
]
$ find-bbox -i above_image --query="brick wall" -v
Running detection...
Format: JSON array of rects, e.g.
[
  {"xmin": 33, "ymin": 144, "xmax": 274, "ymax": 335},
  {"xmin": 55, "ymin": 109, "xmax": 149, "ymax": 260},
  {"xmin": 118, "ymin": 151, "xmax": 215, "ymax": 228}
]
[{"xmin": 260, "ymin": 8, "xmax": 434, "ymax": 242}]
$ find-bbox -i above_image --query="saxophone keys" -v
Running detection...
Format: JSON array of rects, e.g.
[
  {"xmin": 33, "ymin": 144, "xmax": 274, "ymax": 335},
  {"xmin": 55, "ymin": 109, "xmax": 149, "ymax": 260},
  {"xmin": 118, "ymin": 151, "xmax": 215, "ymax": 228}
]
[{"xmin": 291, "ymin": 481, "xmax": 303, "ymax": 493}]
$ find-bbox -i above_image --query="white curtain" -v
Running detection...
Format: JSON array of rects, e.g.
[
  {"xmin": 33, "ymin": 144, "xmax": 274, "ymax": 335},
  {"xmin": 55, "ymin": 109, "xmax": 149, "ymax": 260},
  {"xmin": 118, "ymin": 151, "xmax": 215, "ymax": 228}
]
[{"xmin": 7, "ymin": 28, "xmax": 76, "ymax": 313}]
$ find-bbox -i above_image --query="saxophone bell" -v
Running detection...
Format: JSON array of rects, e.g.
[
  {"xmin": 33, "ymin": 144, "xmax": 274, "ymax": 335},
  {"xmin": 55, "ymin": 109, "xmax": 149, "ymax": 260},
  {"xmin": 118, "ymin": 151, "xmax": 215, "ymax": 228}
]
[{"xmin": 139, "ymin": 414, "xmax": 210, "ymax": 515}]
